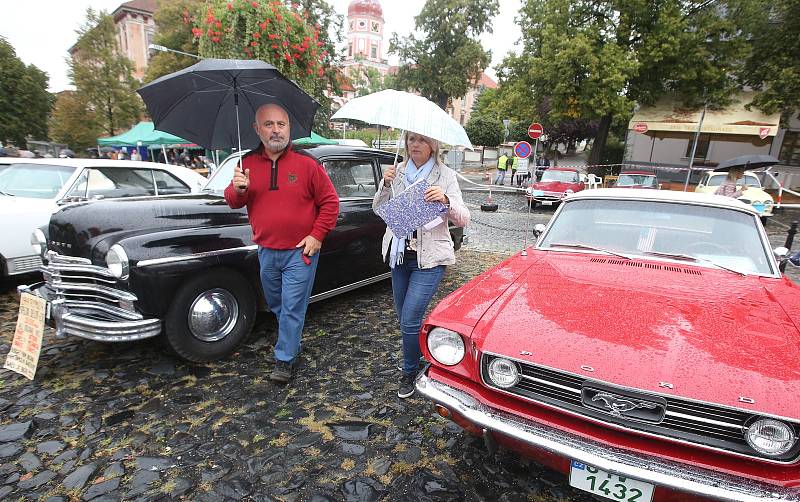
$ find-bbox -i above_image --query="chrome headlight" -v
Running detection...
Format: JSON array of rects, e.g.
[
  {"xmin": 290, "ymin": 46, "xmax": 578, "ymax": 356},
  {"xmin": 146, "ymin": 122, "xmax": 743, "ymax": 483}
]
[
  {"xmin": 487, "ymin": 357, "xmax": 520, "ymax": 388},
  {"xmin": 745, "ymin": 418, "xmax": 796, "ymax": 457},
  {"xmin": 426, "ymin": 327, "xmax": 465, "ymax": 366},
  {"xmin": 30, "ymin": 229, "xmax": 47, "ymax": 258},
  {"xmin": 106, "ymin": 244, "xmax": 129, "ymax": 279}
]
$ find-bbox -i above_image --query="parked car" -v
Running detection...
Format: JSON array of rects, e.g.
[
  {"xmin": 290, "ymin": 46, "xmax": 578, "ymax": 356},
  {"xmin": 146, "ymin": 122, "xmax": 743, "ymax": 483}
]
[
  {"xmin": 526, "ymin": 167, "xmax": 585, "ymax": 207},
  {"xmin": 0, "ymin": 159, "xmax": 206, "ymax": 277},
  {"xmin": 416, "ymin": 188, "xmax": 800, "ymax": 502},
  {"xmin": 614, "ymin": 170, "xmax": 660, "ymax": 189},
  {"xmin": 20, "ymin": 145, "xmax": 464, "ymax": 362},
  {"xmin": 695, "ymin": 170, "xmax": 774, "ymax": 222}
]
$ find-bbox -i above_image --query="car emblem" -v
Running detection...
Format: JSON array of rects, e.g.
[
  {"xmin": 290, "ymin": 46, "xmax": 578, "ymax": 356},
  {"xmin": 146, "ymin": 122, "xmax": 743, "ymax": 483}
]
[{"xmin": 582, "ymin": 387, "xmax": 666, "ymax": 423}]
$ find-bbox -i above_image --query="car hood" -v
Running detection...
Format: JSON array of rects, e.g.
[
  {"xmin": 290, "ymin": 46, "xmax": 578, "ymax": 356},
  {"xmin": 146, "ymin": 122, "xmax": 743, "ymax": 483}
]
[
  {"xmin": 465, "ymin": 251, "xmax": 800, "ymax": 418},
  {"xmin": 48, "ymin": 193, "xmax": 247, "ymax": 259},
  {"xmin": 531, "ymin": 181, "xmax": 580, "ymax": 193},
  {"xmin": 0, "ymin": 196, "xmax": 57, "ymax": 258}
]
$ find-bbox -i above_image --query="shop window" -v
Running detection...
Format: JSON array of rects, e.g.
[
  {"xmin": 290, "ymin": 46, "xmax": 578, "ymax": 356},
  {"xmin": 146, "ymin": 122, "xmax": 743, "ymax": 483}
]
[
  {"xmin": 779, "ymin": 131, "xmax": 800, "ymax": 166},
  {"xmin": 685, "ymin": 134, "xmax": 710, "ymax": 160}
]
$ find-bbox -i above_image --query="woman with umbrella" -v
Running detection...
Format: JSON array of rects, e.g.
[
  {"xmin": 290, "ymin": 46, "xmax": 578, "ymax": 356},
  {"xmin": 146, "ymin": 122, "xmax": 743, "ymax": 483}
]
[
  {"xmin": 373, "ymin": 132, "xmax": 470, "ymax": 398},
  {"xmin": 715, "ymin": 166, "xmax": 746, "ymax": 198}
]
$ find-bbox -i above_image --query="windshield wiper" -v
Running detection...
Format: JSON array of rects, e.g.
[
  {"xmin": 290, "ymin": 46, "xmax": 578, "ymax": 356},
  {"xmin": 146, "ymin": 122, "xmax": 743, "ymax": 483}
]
[
  {"xmin": 0, "ymin": 190, "xmax": 14, "ymax": 196},
  {"xmin": 641, "ymin": 250, "xmax": 747, "ymax": 276},
  {"xmin": 548, "ymin": 242, "xmax": 632, "ymax": 260}
]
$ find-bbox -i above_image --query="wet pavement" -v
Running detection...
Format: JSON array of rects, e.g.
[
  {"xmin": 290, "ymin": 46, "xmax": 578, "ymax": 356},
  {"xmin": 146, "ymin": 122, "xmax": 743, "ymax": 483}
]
[{"xmin": 0, "ymin": 194, "xmax": 798, "ymax": 501}]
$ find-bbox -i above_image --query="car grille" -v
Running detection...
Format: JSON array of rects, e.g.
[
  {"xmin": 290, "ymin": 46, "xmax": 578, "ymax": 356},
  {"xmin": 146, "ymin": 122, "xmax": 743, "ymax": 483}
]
[
  {"xmin": 7, "ymin": 255, "xmax": 44, "ymax": 275},
  {"xmin": 42, "ymin": 251, "xmax": 142, "ymax": 322},
  {"xmin": 481, "ymin": 353, "xmax": 800, "ymax": 463}
]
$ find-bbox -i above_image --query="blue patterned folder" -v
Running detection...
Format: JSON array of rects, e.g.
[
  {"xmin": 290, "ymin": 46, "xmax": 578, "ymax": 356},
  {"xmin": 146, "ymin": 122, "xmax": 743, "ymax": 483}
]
[{"xmin": 375, "ymin": 180, "xmax": 447, "ymax": 237}]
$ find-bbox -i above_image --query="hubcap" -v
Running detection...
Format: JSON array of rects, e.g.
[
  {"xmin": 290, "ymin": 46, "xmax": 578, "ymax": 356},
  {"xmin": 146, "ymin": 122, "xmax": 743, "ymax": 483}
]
[{"xmin": 187, "ymin": 288, "xmax": 239, "ymax": 342}]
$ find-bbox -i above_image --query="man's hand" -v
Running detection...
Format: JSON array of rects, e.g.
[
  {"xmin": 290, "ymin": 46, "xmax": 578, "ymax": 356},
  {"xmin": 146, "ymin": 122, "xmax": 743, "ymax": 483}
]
[
  {"xmin": 232, "ymin": 163, "xmax": 249, "ymax": 193},
  {"xmin": 296, "ymin": 235, "xmax": 322, "ymax": 257}
]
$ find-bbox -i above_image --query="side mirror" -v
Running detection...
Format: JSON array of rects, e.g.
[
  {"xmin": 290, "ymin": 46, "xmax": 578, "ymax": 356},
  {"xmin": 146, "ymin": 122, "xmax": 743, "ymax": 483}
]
[
  {"xmin": 533, "ymin": 223, "xmax": 546, "ymax": 237},
  {"xmin": 774, "ymin": 247, "xmax": 789, "ymax": 260}
]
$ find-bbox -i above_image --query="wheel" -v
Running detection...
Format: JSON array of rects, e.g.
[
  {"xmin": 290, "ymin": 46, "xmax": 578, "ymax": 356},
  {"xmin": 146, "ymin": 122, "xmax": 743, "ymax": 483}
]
[
  {"xmin": 685, "ymin": 241, "xmax": 729, "ymax": 255},
  {"xmin": 164, "ymin": 268, "xmax": 256, "ymax": 362},
  {"xmin": 481, "ymin": 203, "xmax": 498, "ymax": 212}
]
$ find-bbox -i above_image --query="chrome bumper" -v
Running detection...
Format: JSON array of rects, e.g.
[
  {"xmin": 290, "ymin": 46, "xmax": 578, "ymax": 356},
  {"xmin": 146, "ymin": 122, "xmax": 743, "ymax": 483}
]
[
  {"xmin": 415, "ymin": 373, "xmax": 800, "ymax": 502},
  {"xmin": 18, "ymin": 282, "xmax": 161, "ymax": 342}
]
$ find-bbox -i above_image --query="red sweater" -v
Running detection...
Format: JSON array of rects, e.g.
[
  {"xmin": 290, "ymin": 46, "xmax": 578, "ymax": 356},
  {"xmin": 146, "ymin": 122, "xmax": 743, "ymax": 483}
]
[{"xmin": 224, "ymin": 146, "xmax": 339, "ymax": 249}]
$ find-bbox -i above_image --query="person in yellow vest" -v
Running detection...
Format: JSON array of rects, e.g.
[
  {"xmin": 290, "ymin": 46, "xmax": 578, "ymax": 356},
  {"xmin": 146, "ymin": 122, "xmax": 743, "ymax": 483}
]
[
  {"xmin": 510, "ymin": 153, "xmax": 520, "ymax": 186},
  {"xmin": 495, "ymin": 152, "xmax": 509, "ymax": 185}
]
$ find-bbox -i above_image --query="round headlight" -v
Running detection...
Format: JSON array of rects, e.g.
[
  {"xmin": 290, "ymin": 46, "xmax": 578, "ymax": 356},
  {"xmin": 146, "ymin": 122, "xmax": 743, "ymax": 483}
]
[
  {"xmin": 487, "ymin": 358, "xmax": 520, "ymax": 388},
  {"xmin": 426, "ymin": 327, "xmax": 465, "ymax": 366},
  {"xmin": 30, "ymin": 229, "xmax": 47, "ymax": 257},
  {"xmin": 745, "ymin": 418, "xmax": 796, "ymax": 457},
  {"xmin": 106, "ymin": 244, "xmax": 129, "ymax": 279}
]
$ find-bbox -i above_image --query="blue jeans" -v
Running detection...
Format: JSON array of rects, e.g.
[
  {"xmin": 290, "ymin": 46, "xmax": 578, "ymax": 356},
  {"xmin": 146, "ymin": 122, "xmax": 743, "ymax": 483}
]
[
  {"xmin": 258, "ymin": 247, "xmax": 319, "ymax": 363},
  {"xmin": 391, "ymin": 255, "xmax": 446, "ymax": 375},
  {"xmin": 494, "ymin": 170, "xmax": 507, "ymax": 185}
]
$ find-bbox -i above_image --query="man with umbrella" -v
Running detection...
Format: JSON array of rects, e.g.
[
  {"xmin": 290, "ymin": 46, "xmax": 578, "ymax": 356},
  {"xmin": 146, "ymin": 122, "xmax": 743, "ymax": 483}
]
[{"xmin": 224, "ymin": 103, "xmax": 339, "ymax": 383}]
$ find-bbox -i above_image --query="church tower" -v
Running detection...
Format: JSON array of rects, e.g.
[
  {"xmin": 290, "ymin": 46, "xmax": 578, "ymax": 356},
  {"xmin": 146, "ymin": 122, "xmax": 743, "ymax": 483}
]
[{"xmin": 343, "ymin": 0, "xmax": 389, "ymax": 77}]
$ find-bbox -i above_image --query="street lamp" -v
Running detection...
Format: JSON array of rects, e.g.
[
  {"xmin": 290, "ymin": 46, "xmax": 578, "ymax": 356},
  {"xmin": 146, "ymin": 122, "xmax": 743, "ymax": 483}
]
[{"xmin": 148, "ymin": 44, "xmax": 201, "ymax": 59}]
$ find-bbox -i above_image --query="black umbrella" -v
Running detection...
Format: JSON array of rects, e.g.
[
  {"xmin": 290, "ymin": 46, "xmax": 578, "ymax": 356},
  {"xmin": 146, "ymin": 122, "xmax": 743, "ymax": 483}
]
[
  {"xmin": 715, "ymin": 154, "xmax": 780, "ymax": 172},
  {"xmin": 137, "ymin": 58, "xmax": 320, "ymax": 151}
]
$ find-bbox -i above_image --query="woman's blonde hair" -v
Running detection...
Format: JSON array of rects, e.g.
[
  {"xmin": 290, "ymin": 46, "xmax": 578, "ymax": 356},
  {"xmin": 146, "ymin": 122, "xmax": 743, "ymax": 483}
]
[{"xmin": 404, "ymin": 132, "xmax": 440, "ymax": 165}]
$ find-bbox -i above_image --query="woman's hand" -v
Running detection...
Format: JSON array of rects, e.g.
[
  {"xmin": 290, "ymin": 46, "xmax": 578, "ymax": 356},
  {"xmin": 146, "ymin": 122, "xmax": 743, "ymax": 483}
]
[
  {"xmin": 424, "ymin": 185, "xmax": 449, "ymax": 204},
  {"xmin": 383, "ymin": 164, "xmax": 397, "ymax": 186}
]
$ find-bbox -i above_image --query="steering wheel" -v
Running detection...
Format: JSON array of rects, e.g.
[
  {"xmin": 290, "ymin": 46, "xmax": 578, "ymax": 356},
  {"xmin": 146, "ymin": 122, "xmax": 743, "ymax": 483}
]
[{"xmin": 685, "ymin": 241, "xmax": 729, "ymax": 255}]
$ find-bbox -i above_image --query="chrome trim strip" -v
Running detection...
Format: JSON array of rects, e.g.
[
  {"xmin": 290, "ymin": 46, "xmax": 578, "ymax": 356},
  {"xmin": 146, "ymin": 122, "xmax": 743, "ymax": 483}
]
[
  {"xmin": 136, "ymin": 245, "xmax": 259, "ymax": 267},
  {"xmin": 480, "ymin": 351, "xmax": 798, "ymax": 464},
  {"xmin": 416, "ymin": 374, "xmax": 799, "ymax": 502},
  {"xmin": 47, "ymin": 263, "xmax": 116, "ymax": 279},
  {"xmin": 51, "ymin": 283, "xmax": 138, "ymax": 302},
  {"xmin": 519, "ymin": 373, "xmax": 582, "ymax": 394},
  {"xmin": 60, "ymin": 313, "xmax": 161, "ymax": 341},
  {"xmin": 308, "ymin": 272, "xmax": 391, "ymax": 304},
  {"xmin": 61, "ymin": 300, "xmax": 142, "ymax": 321},
  {"xmin": 664, "ymin": 410, "xmax": 745, "ymax": 431}
]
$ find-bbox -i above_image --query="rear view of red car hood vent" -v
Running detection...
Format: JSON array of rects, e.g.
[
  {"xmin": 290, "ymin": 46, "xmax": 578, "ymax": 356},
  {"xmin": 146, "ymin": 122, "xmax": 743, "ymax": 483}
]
[{"xmin": 588, "ymin": 257, "xmax": 703, "ymax": 275}]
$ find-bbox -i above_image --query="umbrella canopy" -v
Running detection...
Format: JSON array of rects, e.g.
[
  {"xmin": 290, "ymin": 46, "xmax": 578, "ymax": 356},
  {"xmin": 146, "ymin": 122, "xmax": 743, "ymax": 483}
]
[
  {"xmin": 293, "ymin": 132, "xmax": 337, "ymax": 145},
  {"xmin": 97, "ymin": 122, "xmax": 190, "ymax": 147},
  {"xmin": 715, "ymin": 154, "xmax": 780, "ymax": 172},
  {"xmin": 137, "ymin": 58, "xmax": 320, "ymax": 150},
  {"xmin": 330, "ymin": 89, "xmax": 472, "ymax": 148}
]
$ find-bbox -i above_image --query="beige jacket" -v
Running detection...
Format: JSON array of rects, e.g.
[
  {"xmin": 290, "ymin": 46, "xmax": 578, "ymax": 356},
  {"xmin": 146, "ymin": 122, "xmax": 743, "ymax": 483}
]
[{"xmin": 372, "ymin": 160, "xmax": 470, "ymax": 269}]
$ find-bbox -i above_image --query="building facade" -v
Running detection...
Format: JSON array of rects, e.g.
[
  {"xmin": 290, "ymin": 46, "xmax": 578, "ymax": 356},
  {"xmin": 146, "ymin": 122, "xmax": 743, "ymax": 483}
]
[
  {"xmin": 112, "ymin": 0, "xmax": 157, "ymax": 81},
  {"xmin": 447, "ymin": 73, "xmax": 497, "ymax": 125},
  {"xmin": 342, "ymin": 0, "xmax": 390, "ymax": 78}
]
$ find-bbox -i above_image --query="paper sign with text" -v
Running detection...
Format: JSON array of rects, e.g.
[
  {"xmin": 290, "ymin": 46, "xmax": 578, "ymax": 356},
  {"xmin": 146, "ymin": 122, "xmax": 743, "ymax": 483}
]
[{"xmin": 3, "ymin": 293, "xmax": 46, "ymax": 380}]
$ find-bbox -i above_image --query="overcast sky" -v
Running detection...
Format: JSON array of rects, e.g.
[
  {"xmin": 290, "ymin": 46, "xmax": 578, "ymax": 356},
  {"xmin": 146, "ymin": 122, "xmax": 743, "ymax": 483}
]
[{"xmin": 2, "ymin": 0, "xmax": 521, "ymax": 93}]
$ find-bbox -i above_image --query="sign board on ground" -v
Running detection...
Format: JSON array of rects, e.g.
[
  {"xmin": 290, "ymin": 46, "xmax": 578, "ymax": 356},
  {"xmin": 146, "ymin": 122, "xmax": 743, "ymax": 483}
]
[
  {"xmin": 528, "ymin": 123, "xmax": 544, "ymax": 140},
  {"xmin": 514, "ymin": 141, "xmax": 532, "ymax": 159},
  {"xmin": 633, "ymin": 122, "xmax": 649, "ymax": 134},
  {"xmin": 3, "ymin": 293, "xmax": 46, "ymax": 380}
]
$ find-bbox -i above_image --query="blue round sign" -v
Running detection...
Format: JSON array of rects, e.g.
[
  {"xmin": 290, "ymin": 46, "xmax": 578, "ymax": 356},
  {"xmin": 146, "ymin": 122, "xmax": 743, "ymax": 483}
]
[{"xmin": 514, "ymin": 141, "xmax": 532, "ymax": 159}]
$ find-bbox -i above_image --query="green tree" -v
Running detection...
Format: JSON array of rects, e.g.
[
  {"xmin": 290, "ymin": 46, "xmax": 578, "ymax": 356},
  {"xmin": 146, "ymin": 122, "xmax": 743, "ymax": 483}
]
[
  {"xmin": 194, "ymin": 0, "xmax": 340, "ymax": 132},
  {"xmin": 144, "ymin": 0, "xmax": 204, "ymax": 83},
  {"xmin": 465, "ymin": 115, "xmax": 503, "ymax": 147},
  {"xmin": 389, "ymin": 0, "xmax": 499, "ymax": 110},
  {"xmin": 0, "ymin": 37, "xmax": 52, "ymax": 147},
  {"xmin": 69, "ymin": 9, "xmax": 142, "ymax": 137},
  {"xmin": 350, "ymin": 63, "xmax": 387, "ymax": 97},
  {"xmin": 49, "ymin": 91, "xmax": 101, "ymax": 152},
  {"xmin": 512, "ymin": 0, "xmax": 755, "ymax": 169},
  {"xmin": 741, "ymin": 0, "xmax": 800, "ymax": 119}
]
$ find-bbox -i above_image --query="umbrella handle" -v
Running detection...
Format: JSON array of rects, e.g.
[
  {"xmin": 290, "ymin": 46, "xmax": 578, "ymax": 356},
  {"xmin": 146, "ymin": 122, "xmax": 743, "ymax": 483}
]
[{"xmin": 390, "ymin": 130, "xmax": 404, "ymax": 198}]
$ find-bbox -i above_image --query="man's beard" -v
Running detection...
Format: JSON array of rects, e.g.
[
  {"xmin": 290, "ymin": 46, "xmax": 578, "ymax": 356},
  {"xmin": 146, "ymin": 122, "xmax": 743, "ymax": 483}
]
[{"xmin": 266, "ymin": 135, "xmax": 289, "ymax": 152}]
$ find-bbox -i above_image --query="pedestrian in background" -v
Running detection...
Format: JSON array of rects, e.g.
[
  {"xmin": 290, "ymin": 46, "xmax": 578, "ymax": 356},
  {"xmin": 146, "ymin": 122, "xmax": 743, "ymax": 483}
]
[
  {"xmin": 373, "ymin": 132, "xmax": 470, "ymax": 399},
  {"xmin": 509, "ymin": 152, "xmax": 519, "ymax": 186},
  {"xmin": 495, "ymin": 152, "xmax": 509, "ymax": 185},
  {"xmin": 225, "ymin": 103, "xmax": 339, "ymax": 384},
  {"xmin": 130, "ymin": 148, "xmax": 142, "ymax": 161}
]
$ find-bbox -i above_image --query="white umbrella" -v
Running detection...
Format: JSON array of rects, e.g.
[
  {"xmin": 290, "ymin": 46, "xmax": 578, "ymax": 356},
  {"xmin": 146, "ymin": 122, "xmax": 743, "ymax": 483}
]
[{"xmin": 331, "ymin": 89, "xmax": 473, "ymax": 149}]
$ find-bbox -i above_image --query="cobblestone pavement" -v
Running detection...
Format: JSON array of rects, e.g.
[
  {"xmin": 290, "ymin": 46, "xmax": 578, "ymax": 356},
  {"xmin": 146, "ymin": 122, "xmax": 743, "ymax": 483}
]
[{"xmin": 0, "ymin": 193, "xmax": 797, "ymax": 502}]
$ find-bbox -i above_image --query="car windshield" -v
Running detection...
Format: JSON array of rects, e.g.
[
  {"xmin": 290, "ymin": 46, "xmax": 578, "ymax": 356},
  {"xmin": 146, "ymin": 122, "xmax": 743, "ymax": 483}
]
[
  {"xmin": 539, "ymin": 199, "xmax": 773, "ymax": 275},
  {"xmin": 541, "ymin": 170, "xmax": 579, "ymax": 183},
  {"xmin": 203, "ymin": 154, "xmax": 242, "ymax": 191},
  {"xmin": 0, "ymin": 163, "xmax": 76, "ymax": 199},
  {"xmin": 704, "ymin": 173, "xmax": 761, "ymax": 188},
  {"xmin": 617, "ymin": 174, "xmax": 658, "ymax": 188}
]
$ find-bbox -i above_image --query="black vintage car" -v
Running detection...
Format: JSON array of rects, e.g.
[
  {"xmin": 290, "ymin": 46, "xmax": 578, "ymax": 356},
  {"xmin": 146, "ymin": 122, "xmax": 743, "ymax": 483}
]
[{"xmin": 21, "ymin": 145, "xmax": 464, "ymax": 362}]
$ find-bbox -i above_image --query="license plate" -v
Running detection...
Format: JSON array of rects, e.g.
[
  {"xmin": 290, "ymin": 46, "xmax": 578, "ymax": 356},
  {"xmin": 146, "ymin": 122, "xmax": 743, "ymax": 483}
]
[
  {"xmin": 541, "ymin": 200, "xmax": 553, "ymax": 206},
  {"xmin": 569, "ymin": 460, "xmax": 654, "ymax": 502},
  {"xmin": 531, "ymin": 189, "xmax": 545, "ymax": 197}
]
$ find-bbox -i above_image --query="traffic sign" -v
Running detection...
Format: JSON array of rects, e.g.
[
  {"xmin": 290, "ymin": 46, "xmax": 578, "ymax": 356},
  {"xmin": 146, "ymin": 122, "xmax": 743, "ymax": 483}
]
[
  {"xmin": 514, "ymin": 141, "xmax": 532, "ymax": 159},
  {"xmin": 528, "ymin": 123, "xmax": 544, "ymax": 139},
  {"xmin": 633, "ymin": 122, "xmax": 648, "ymax": 134}
]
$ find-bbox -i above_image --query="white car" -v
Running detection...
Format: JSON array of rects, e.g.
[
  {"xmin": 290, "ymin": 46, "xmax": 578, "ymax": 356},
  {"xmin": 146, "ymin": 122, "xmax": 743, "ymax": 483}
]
[
  {"xmin": 694, "ymin": 170, "xmax": 774, "ymax": 220},
  {"xmin": 0, "ymin": 158, "xmax": 206, "ymax": 276}
]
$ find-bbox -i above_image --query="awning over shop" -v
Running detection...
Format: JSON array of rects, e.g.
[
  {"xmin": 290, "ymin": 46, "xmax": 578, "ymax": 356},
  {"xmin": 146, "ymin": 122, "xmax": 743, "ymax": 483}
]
[
  {"xmin": 629, "ymin": 92, "xmax": 780, "ymax": 137},
  {"xmin": 97, "ymin": 121, "xmax": 194, "ymax": 146}
]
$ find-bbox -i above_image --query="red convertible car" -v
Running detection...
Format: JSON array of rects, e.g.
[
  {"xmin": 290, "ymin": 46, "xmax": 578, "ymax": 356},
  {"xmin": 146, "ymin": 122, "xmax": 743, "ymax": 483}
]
[
  {"xmin": 526, "ymin": 167, "xmax": 585, "ymax": 207},
  {"xmin": 417, "ymin": 189, "xmax": 800, "ymax": 502}
]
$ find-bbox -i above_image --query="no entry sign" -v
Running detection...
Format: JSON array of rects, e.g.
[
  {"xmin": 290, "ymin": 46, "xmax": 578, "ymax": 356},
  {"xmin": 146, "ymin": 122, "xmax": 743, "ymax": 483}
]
[
  {"xmin": 633, "ymin": 122, "xmax": 648, "ymax": 134},
  {"xmin": 514, "ymin": 141, "xmax": 532, "ymax": 158},
  {"xmin": 528, "ymin": 123, "xmax": 544, "ymax": 140}
]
